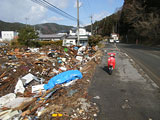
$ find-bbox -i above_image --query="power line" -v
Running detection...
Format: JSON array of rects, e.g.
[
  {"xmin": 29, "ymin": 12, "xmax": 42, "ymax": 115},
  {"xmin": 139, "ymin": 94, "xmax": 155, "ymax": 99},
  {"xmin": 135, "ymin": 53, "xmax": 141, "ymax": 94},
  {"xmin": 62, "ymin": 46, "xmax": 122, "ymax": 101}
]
[
  {"xmin": 31, "ymin": 0, "xmax": 84, "ymax": 25},
  {"xmin": 32, "ymin": 0, "xmax": 76, "ymax": 21},
  {"xmin": 43, "ymin": 0, "xmax": 77, "ymax": 21}
]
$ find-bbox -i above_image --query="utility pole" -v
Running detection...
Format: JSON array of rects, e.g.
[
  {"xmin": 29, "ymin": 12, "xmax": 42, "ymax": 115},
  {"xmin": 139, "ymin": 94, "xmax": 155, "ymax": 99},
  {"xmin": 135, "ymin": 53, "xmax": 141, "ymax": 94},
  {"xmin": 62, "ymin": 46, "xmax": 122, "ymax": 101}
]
[
  {"xmin": 77, "ymin": 0, "xmax": 80, "ymax": 45},
  {"xmin": 90, "ymin": 15, "xmax": 93, "ymax": 35},
  {"xmin": 112, "ymin": 24, "xmax": 114, "ymax": 33},
  {"xmin": 95, "ymin": 20, "xmax": 98, "ymax": 35},
  {"xmin": 25, "ymin": 17, "xmax": 29, "ymax": 27}
]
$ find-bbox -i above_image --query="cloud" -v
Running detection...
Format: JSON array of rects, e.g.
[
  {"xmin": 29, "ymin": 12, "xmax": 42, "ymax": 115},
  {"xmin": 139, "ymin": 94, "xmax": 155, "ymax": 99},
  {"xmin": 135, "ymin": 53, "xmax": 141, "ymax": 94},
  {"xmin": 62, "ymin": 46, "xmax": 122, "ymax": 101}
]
[
  {"xmin": 0, "ymin": 0, "xmax": 70, "ymax": 24},
  {"xmin": 74, "ymin": 0, "xmax": 82, "ymax": 8},
  {"xmin": 41, "ymin": 16, "xmax": 64, "ymax": 23},
  {"xmin": 93, "ymin": 11, "xmax": 111, "ymax": 21},
  {"xmin": 51, "ymin": 0, "xmax": 70, "ymax": 9}
]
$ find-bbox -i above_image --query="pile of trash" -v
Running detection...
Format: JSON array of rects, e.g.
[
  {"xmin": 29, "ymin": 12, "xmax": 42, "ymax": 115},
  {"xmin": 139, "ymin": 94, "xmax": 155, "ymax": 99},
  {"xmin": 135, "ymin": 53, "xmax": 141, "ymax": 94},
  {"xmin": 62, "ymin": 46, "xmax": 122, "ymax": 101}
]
[{"xmin": 0, "ymin": 45, "xmax": 102, "ymax": 119}]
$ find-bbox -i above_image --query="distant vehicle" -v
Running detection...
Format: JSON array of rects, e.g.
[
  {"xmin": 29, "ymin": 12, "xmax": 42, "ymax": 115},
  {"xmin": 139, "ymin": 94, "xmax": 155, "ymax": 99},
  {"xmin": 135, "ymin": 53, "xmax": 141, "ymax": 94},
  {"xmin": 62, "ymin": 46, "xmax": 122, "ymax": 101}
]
[
  {"xmin": 109, "ymin": 38, "xmax": 114, "ymax": 43},
  {"xmin": 110, "ymin": 33, "xmax": 119, "ymax": 43},
  {"xmin": 115, "ymin": 40, "xmax": 119, "ymax": 43}
]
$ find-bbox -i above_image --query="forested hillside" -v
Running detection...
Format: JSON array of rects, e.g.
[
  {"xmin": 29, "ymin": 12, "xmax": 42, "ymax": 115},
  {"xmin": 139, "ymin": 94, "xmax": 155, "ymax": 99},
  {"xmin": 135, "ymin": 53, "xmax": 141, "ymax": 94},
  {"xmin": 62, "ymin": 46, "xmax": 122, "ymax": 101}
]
[
  {"xmin": 35, "ymin": 23, "xmax": 72, "ymax": 34},
  {"xmin": 0, "ymin": 20, "xmax": 73, "ymax": 35},
  {"xmin": 87, "ymin": 0, "xmax": 160, "ymax": 45},
  {"xmin": 119, "ymin": 0, "xmax": 160, "ymax": 45},
  {"xmin": 85, "ymin": 10, "xmax": 121, "ymax": 36}
]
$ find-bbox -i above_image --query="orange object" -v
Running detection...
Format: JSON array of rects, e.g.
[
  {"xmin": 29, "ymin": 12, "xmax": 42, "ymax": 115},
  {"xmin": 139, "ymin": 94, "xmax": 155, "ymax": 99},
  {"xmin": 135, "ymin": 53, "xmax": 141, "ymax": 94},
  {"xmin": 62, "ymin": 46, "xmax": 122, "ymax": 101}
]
[{"xmin": 14, "ymin": 48, "xmax": 19, "ymax": 52}]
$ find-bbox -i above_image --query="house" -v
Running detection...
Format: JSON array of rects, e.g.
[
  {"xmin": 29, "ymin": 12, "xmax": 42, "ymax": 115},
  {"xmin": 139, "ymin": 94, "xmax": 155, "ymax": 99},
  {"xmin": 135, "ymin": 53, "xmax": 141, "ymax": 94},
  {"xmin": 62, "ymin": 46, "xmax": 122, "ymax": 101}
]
[
  {"xmin": 79, "ymin": 28, "xmax": 89, "ymax": 46},
  {"xmin": 69, "ymin": 28, "xmax": 77, "ymax": 36},
  {"xmin": 111, "ymin": 33, "xmax": 119, "ymax": 41},
  {"xmin": 38, "ymin": 34, "xmax": 66, "ymax": 41},
  {"xmin": 110, "ymin": 33, "xmax": 119, "ymax": 43},
  {"xmin": 62, "ymin": 35, "xmax": 77, "ymax": 46},
  {"xmin": 63, "ymin": 28, "xmax": 90, "ymax": 46},
  {"xmin": 57, "ymin": 30, "xmax": 69, "ymax": 35},
  {"xmin": 1, "ymin": 31, "xmax": 18, "ymax": 41}
]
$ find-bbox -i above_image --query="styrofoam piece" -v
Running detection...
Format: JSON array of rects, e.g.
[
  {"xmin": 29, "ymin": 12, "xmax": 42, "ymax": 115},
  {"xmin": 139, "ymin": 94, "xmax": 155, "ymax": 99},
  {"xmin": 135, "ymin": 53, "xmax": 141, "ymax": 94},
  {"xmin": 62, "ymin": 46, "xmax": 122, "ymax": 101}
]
[{"xmin": 32, "ymin": 84, "xmax": 45, "ymax": 93}]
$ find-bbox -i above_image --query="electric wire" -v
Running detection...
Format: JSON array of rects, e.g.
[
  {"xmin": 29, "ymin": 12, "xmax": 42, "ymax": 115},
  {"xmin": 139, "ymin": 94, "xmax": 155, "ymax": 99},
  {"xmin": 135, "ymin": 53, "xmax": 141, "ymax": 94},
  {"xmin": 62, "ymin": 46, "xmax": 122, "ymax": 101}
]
[
  {"xmin": 31, "ymin": 0, "xmax": 84, "ymax": 25},
  {"xmin": 32, "ymin": 0, "xmax": 76, "ymax": 21}
]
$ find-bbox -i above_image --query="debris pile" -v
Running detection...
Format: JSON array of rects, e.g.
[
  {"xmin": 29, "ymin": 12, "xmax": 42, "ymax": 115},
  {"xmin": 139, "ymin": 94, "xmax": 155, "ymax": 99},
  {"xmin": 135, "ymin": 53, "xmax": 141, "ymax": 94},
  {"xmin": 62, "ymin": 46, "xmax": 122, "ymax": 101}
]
[{"xmin": 0, "ymin": 45, "xmax": 102, "ymax": 119}]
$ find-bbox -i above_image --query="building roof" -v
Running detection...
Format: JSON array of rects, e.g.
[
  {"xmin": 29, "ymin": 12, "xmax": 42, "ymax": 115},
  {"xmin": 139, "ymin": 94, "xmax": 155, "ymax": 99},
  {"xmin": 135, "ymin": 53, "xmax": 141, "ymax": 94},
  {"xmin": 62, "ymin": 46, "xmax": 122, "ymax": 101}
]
[
  {"xmin": 66, "ymin": 35, "xmax": 77, "ymax": 39},
  {"xmin": 80, "ymin": 38, "xmax": 88, "ymax": 40},
  {"xmin": 39, "ymin": 34, "xmax": 65, "ymax": 39}
]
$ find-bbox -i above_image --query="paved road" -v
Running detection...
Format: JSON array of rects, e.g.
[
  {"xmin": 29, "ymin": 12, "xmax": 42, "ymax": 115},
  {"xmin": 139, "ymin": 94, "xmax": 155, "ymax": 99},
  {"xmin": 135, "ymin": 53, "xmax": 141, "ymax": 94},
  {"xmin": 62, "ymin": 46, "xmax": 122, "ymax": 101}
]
[
  {"xmin": 117, "ymin": 44, "xmax": 160, "ymax": 87},
  {"xmin": 88, "ymin": 43, "xmax": 160, "ymax": 120}
]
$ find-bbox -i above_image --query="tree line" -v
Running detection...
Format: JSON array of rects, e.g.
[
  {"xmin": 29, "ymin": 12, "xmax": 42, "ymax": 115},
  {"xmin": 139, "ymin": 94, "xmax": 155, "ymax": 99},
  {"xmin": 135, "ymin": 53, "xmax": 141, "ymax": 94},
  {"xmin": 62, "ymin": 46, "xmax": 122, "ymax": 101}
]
[{"xmin": 86, "ymin": 0, "xmax": 160, "ymax": 45}]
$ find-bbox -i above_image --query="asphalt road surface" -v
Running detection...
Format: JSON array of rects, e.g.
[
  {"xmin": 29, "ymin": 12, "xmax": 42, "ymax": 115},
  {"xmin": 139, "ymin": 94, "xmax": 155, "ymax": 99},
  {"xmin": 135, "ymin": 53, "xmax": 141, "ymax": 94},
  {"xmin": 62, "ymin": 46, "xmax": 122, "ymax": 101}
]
[
  {"xmin": 117, "ymin": 44, "xmax": 160, "ymax": 87},
  {"xmin": 88, "ymin": 43, "xmax": 160, "ymax": 120}
]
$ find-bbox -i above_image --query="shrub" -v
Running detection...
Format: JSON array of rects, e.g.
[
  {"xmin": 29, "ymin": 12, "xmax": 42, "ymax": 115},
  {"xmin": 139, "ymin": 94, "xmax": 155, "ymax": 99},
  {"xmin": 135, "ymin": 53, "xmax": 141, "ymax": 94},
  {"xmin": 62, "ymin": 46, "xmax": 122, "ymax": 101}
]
[
  {"xmin": 39, "ymin": 40, "xmax": 62, "ymax": 46},
  {"xmin": 88, "ymin": 35, "xmax": 103, "ymax": 46}
]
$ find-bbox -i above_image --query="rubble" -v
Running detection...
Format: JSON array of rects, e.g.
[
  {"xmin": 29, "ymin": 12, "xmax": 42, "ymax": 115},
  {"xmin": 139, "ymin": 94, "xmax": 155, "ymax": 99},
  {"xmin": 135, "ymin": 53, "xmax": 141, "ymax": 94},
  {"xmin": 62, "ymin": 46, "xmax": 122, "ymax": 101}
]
[{"xmin": 0, "ymin": 45, "xmax": 102, "ymax": 119}]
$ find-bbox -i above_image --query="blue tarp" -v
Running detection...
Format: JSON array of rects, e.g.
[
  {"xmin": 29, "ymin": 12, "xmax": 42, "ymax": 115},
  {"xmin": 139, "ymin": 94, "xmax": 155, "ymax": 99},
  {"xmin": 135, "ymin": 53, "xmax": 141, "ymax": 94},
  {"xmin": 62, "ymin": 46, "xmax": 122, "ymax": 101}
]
[
  {"xmin": 74, "ymin": 47, "xmax": 79, "ymax": 50},
  {"xmin": 43, "ymin": 70, "xmax": 83, "ymax": 90}
]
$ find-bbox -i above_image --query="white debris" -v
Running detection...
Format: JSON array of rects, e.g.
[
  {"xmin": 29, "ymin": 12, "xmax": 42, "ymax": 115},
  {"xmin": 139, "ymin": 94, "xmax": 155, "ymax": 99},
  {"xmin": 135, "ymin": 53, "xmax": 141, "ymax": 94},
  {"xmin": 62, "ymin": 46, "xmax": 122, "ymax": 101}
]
[
  {"xmin": 0, "ymin": 110, "xmax": 19, "ymax": 120},
  {"xmin": 78, "ymin": 46, "xmax": 86, "ymax": 52},
  {"xmin": 93, "ymin": 113, "xmax": 97, "ymax": 117},
  {"xmin": 14, "ymin": 79, "xmax": 25, "ymax": 94},
  {"xmin": 61, "ymin": 58, "xmax": 66, "ymax": 62},
  {"xmin": 0, "ymin": 93, "xmax": 16, "ymax": 107},
  {"xmin": 93, "ymin": 96, "xmax": 100, "ymax": 99},
  {"xmin": 37, "ymin": 107, "xmax": 45, "ymax": 117},
  {"xmin": 76, "ymin": 56, "xmax": 83, "ymax": 62},
  {"xmin": 21, "ymin": 73, "xmax": 39, "ymax": 86},
  {"xmin": 52, "ymin": 63, "xmax": 55, "ymax": 66},
  {"xmin": 32, "ymin": 84, "xmax": 45, "ymax": 93},
  {"xmin": 63, "ymin": 79, "xmax": 78, "ymax": 87},
  {"xmin": 53, "ymin": 68, "xmax": 59, "ymax": 74},
  {"xmin": 124, "ymin": 53, "xmax": 128, "ymax": 57},
  {"xmin": 28, "ymin": 48, "xmax": 39, "ymax": 53},
  {"xmin": 59, "ymin": 67, "xmax": 67, "ymax": 71},
  {"xmin": 4, "ymin": 97, "xmax": 33, "ymax": 109}
]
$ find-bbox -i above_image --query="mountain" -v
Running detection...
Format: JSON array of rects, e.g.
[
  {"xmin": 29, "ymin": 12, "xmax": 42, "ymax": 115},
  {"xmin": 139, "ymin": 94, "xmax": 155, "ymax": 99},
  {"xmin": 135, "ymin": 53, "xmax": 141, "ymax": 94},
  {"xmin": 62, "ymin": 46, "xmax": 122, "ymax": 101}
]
[
  {"xmin": 0, "ymin": 20, "xmax": 73, "ymax": 35},
  {"xmin": 35, "ymin": 23, "xmax": 72, "ymax": 34},
  {"xmin": 0, "ymin": 20, "xmax": 25, "ymax": 32}
]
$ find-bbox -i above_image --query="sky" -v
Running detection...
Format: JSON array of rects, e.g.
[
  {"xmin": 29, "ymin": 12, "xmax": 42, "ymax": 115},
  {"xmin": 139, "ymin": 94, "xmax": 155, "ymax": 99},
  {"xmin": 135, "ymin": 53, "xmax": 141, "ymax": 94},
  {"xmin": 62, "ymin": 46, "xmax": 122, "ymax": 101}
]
[{"xmin": 0, "ymin": 0, "xmax": 124, "ymax": 26}]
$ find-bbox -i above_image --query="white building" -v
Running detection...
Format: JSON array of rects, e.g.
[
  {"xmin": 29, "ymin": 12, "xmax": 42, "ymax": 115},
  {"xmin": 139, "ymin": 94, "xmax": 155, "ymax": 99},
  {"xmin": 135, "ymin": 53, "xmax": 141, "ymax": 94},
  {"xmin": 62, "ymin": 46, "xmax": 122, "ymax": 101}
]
[
  {"xmin": 69, "ymin": 28, "xmax": 77, "ymax": 36},
  {"xmin": 62, "ymin": 36, "xmax": 77, "ymax": 46},
  {"xmin": 111, "ymin": 33, "xmax": 119, "ymax": 41},
  {"xmin": 1, "ymin": 31, "xmax": 18, "ymax": 41},
  {"xmin": 63, "ymin": 28, "xmax": 89, "ymax": 46}
]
